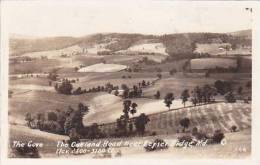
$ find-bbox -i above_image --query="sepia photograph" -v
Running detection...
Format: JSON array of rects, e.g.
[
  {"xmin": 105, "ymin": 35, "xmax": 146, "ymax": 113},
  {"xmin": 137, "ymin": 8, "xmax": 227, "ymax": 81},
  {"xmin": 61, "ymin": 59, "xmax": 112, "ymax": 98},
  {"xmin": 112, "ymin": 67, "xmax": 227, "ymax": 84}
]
[{"xmin": 1, "ymin": 1, "xmax": 256, "ymax": 161}]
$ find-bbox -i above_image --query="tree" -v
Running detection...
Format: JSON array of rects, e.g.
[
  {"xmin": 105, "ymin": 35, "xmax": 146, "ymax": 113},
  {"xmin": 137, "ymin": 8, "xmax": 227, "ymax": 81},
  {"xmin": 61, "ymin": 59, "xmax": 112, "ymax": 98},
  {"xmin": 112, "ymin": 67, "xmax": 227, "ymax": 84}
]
[
  {"xmin": 25, "ymin": 113, "xmax": 33, "ymax": 128},
  {"xmin": 121, "ymin": 84, "xmax": 129, "ymax": 98},
  {"xmin": 154, "ymin": 91, "xmax": 161, "ymax": 99},
  {"xmin": 179, "ymin": 118, "xmax": 190, "ymax": 132},
  {"xmin": 212, "ymin": 129, "xmax": 225, "ymax": 143},
  {"xmin": 201, "ymin": 84, "xmax": 216, "ymax": 104},
  {"xmin": 114, "ymin": 89, "xmax": 119, "ymax": 96},
  {"xmin": 130, "ymin": 102, "xmax": 138, "ymax": 116},
  {"xmin": 181, "ymin": 89, "xmax": 190, "ymax": 107},
  {"xmin": 88, "ymin": 123, "xmax": 101, "ymax": 139},
  {"xmin": 142, "ymin": 80, "xmax": 146, "ymax": 87},
  {"xmin": 47, "ymin": 72, "xmax": 58, "ymax": 81},
  {"xmin": 214, "ymin": 80, "xmax": 232, "ymax": 95},
  {"xmin": 193, "ymin": 86, "xmax": 202, "ymax": 105},
  {"xmin": 134, "ymin": 113, "xmax": 150, "ymax": 136},
  {"xmin": 47, "ymin": 112, "xmax": 58, "ymax": 121},
  {"xmin": 164, "ymin": 93, "xmax": 174, "ymax": 110},
  {"xmin": 55, "ymin": 79, "xmax": 73, "ymax": 95},
  {"xmin": 225, "ymin": 91, "xmax": 236, "ymax": 103},
  {"xmin": 238, "ymin": 86, "xmax": 243, "ymax": 95},
  {"xmin": 64, "ymin": 103, "xmax": 89, "ymax": 135}
]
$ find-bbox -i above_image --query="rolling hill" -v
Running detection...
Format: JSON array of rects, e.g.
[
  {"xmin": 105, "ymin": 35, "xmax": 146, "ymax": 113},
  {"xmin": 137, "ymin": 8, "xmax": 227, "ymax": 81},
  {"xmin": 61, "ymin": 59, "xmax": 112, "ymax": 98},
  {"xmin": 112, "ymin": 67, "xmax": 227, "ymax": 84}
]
[{"xmin": 10, "ymin": 30, "xmax": 252, "ymax": 58}]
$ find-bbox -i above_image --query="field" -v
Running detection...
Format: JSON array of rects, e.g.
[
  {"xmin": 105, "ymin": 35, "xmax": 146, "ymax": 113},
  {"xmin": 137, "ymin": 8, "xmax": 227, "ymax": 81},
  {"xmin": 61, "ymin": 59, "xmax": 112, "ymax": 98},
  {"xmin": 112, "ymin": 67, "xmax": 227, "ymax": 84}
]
[
  {"xmin": 190, "ymin": 58, "xmax": 237, "ymax": 70},
  {"xmin": 194, "ymin": 43, "xmax": 251, "ymax": 56},
  {"xmin": 8, "ymin": 31, "xmax": 252, "ymax": 158},
  {"xmin": 78, "ymin": 63, "xmax": 127, "ymax": 72}
]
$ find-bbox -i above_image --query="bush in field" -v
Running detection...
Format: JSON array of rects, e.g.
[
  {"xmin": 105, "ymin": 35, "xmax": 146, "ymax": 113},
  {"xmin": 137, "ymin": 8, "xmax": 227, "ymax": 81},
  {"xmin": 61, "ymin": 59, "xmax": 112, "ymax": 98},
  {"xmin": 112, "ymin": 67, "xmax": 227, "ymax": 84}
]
[
  {"xmin": 225, "ymin": 91, "xmax": 236, "ymax": 103},
  {"xmin": 179, "ymin": 118, "xmax": 190, "ymax": 132},
  {"xmin": 164, "ymin": 93, "xmax": 174, "ymax": 110},
  {"xmin": 230, "ymin": 125, "xmax": 238, "ymax": 132},
  {"xmin": 212, "ymin": 129, "xmax": 225, "ymax": 144},
  {"xmin": 55, "ymin": 79, "xmax": 73, "ymax": 95}
]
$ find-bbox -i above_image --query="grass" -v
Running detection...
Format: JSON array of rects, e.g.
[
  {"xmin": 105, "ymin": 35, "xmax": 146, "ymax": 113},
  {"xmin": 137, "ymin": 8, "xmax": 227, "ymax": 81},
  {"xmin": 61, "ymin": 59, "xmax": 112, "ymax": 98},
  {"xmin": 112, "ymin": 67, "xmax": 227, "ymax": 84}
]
[{"xmin": 9, "ymin": 59, "xmax": 60, "ymax": 74}]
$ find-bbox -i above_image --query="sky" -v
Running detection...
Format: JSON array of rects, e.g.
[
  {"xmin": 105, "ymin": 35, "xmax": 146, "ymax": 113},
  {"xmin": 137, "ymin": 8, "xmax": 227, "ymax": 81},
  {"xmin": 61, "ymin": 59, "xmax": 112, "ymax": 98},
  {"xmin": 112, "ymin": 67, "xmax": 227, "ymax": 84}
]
[{"xmin": 2, "ymin": 1, "xmax": 253, "ymax": 37}]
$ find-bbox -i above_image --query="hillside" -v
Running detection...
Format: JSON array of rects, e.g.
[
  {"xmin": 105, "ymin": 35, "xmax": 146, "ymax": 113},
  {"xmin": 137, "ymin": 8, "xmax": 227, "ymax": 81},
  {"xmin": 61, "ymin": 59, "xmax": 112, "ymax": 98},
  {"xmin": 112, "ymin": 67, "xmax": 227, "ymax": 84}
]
[
  {"xmin": 229, "ymin": 29, "xmax": 252, "ymax": 39},
  {"xmin": 9, "ymin": 30, "xmax": 252, "ymax": 58}
]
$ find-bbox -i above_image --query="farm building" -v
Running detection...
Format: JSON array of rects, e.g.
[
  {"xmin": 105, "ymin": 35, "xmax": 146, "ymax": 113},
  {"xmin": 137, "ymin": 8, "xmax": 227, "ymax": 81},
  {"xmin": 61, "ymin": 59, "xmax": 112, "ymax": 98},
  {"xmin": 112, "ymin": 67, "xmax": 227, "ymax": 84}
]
[{"xmin": 190, "ymin": 58, "xmax": 237, "ymax": 71}]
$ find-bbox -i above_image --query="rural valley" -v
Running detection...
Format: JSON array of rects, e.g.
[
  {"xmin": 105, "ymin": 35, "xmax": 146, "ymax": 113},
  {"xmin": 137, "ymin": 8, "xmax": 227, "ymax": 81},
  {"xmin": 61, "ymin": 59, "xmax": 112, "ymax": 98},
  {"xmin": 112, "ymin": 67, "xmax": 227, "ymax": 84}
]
[{"xmin": 8, "ymin": 30, "xmax": 252, "ymax": 158}]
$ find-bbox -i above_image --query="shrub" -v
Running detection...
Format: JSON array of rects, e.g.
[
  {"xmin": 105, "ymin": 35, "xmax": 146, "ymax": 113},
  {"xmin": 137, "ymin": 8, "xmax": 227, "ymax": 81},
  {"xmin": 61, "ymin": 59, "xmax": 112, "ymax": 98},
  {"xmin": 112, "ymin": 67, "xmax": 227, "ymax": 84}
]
[
  {"xmin": 212, "ymin": 129, "xmax": 225, "ymax": 144},
  {"xmin": 177, "ymin": 135, "xmax": 193, "ymax": 143},
  {"xmin": 225, "ymin": 91, "xmax": 236, "ymax": 103},
  {"xmin": 230, "ymin": 125, "xmax": 238, "ymax": 132},
  {"xmin": 179, "ymin": 118, "xmax": 190, "ymax": 132},
  {"xmin": 55, "ymin": 80, "xmax": 73, "ymax": 95}
]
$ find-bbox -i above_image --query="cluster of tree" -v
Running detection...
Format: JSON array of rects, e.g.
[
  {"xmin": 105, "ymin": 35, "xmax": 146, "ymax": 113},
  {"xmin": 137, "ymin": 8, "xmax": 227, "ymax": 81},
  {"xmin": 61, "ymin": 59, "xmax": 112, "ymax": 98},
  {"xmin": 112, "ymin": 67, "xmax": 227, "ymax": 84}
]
[
  {"xmin": 114, "ymin": 100, "xmax": 150, "ymax": 137},
  {"xmin": 138, "ymin": 57, "xmax": 158, "ymax": 65},
  {"xmin": 163, "ymin": 89, "xmax": 190, "ymax": 110},
  {"xmin": 214, "ymin": 80, "xmax": 232, "ymax": 95},
  {"xmin": 25, "ymin": 103, "xmax": 89, "ymax": 136},
  {"xmin": 120, "ymin": 80, "xmax": 153, "ymax": 99},
  {"xmin": 225, "ymin": 91, "xmax": 236, "ymax": 103},
  {"xmin": 126, "ymin": 63, "xmax": 142, "ymax": 72},
  {"xmin": 190, "ymin": 85, "xmax": 217, "ymax": 106},
  {"xmin": 55, "ymin": 79, "xmax": 73, "ymax": 95},
  {"xmin": 120, "ymin": 84, "xmax": 142, "ymax": 99}
]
